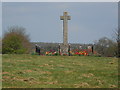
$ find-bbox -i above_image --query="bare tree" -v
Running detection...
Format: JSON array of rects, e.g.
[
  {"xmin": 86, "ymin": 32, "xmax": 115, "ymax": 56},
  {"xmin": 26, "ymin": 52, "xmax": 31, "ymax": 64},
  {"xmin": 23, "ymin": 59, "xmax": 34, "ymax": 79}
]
[
  {"xmin": 94, "ymin": 37, "xmax": 117, "ymax": 57},
  {"xmin": 118, "ymin": 28, "xmax": 120, "ymax": 57},
  {"xmin": 113, "ymin": 29, "xmax": 120, "ymax": 57}
]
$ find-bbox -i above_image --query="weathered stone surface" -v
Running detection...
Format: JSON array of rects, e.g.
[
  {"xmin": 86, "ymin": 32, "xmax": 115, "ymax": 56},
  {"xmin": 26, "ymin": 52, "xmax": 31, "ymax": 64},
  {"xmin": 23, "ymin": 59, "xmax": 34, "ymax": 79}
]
[
  {"xmin": 60, "ymin": 12, "xmax": 71, "ymax": 54},
  {"xmin": 60, "ymin": 44, "xmax": 69, "ymax": 54}
]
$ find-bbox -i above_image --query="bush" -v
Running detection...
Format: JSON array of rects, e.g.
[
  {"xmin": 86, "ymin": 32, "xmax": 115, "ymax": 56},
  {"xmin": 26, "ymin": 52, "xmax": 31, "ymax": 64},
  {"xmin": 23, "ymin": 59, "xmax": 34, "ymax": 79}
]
[
  {"xmin": 94, "ymin": 37, "xmax": 117, "ymax": 57},
  {"xmin": 2, "ymin": 26, "xmax": 31, "ymax": 54},
  {"xmin": 53, "ymin": 53, "xmax": 59, "ymax": 56}
]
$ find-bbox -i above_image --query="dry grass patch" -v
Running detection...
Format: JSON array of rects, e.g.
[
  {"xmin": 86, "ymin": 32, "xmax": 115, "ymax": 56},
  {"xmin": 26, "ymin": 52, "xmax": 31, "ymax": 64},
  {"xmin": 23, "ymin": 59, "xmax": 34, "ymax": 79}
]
[
  {"xmin": 74, "ymin": 82, "xmax": 90, "ymax": 88},
  {"xmin": 64, "ymin": 70, "xmax": 73, "ymax": 74},
  {"xmin": 39, "ymin": 71, "xmax": 52, "ymax": 75},
  {"xmin": 2, "ymin": 72, "xmax": 9, "ymax": 74},
  {"xmin": 24, "ymin": 70, "xmax": 33, "ymax": 73},
  {"xmin": 82, "ymin": 73, "xmax": 94, "ymax": 78},
  {"xmin": 16, "ymin": 60, "xmax": 31, "ymax": 62}
]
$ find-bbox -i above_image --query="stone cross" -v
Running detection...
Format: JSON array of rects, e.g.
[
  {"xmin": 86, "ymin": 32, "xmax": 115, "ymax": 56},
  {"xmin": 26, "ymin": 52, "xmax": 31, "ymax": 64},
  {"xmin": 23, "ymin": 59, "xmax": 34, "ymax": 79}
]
[
  {"xmin": 60, "ymin": 12, "xmax": 71, "ymax": 54},
  {"xmin": 60, "ymin": 12, "xmax": 71, "ymax": 45}
]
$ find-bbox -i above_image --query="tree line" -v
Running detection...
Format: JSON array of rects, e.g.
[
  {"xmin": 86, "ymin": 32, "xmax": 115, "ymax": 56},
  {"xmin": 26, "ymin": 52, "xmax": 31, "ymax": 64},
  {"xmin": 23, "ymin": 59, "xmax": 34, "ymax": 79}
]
[{"xmin": 2, "ymin": 26, "xmax": 119, "ymax": 57}]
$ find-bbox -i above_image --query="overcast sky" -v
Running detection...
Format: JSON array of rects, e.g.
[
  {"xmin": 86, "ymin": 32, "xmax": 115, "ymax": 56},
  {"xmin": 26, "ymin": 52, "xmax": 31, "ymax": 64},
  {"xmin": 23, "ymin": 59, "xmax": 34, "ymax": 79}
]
[{"xmin": 2, "ymin": 2, "xmax": 118, "ymax": 44}]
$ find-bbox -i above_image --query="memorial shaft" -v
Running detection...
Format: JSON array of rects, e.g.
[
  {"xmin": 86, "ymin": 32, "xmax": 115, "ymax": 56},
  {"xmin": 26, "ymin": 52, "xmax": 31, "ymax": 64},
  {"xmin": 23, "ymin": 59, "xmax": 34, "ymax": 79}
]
[
  {"xmin": 63, "ymin": 12, "xmax": 68, "ymax": 45},
  {"xmin": 60, "ymin": 12, "xmax": 71, "ymax": 54}
]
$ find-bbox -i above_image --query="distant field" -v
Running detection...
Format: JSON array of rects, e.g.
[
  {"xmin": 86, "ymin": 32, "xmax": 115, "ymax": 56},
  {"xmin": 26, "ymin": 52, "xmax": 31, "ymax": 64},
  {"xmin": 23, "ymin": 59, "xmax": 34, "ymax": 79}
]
[{"xmin": 2, "ymin": 54, "xmax": 118, "ymax": 88}]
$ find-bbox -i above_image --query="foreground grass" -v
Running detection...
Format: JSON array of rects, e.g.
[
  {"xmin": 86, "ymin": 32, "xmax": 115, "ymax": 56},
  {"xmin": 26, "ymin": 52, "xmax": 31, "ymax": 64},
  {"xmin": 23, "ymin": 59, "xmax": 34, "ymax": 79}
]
[{"xmin": 2, "ymin": 54, "xmax": 118, "ymax": 88}]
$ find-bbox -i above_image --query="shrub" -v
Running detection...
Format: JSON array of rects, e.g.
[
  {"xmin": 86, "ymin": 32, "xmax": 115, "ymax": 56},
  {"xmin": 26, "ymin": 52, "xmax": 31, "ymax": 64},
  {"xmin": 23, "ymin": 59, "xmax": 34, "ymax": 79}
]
[
  {"xmin": 2, "ymin": 26, "xmax": 31, "ymax": 54},
  {"xmin": 53, "ymin": 52, "xmax": 59, "ymax": 56}
]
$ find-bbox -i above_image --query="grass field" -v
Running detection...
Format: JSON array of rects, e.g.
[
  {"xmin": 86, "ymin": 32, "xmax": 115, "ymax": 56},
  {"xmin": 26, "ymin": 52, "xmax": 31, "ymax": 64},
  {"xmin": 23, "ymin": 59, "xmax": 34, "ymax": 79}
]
[{"xmin": 2, "ymin": 54, "xmax": 118, "ymax": 88}]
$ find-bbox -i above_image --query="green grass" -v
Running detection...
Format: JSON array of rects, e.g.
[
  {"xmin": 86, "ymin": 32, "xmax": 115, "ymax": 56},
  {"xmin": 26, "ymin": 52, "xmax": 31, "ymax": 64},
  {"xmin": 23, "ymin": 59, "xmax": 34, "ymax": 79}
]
[{"xmin": 2, "ymin": 54, "xmax": 118, "ymax": 88}]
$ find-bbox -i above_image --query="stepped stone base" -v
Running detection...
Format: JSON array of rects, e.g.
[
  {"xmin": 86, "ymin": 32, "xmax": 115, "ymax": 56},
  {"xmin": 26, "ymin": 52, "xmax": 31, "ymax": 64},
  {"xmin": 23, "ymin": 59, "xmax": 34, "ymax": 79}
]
[{"xmin": 60, "ymin": 44, "xmax": 69, "ymax": 55}]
